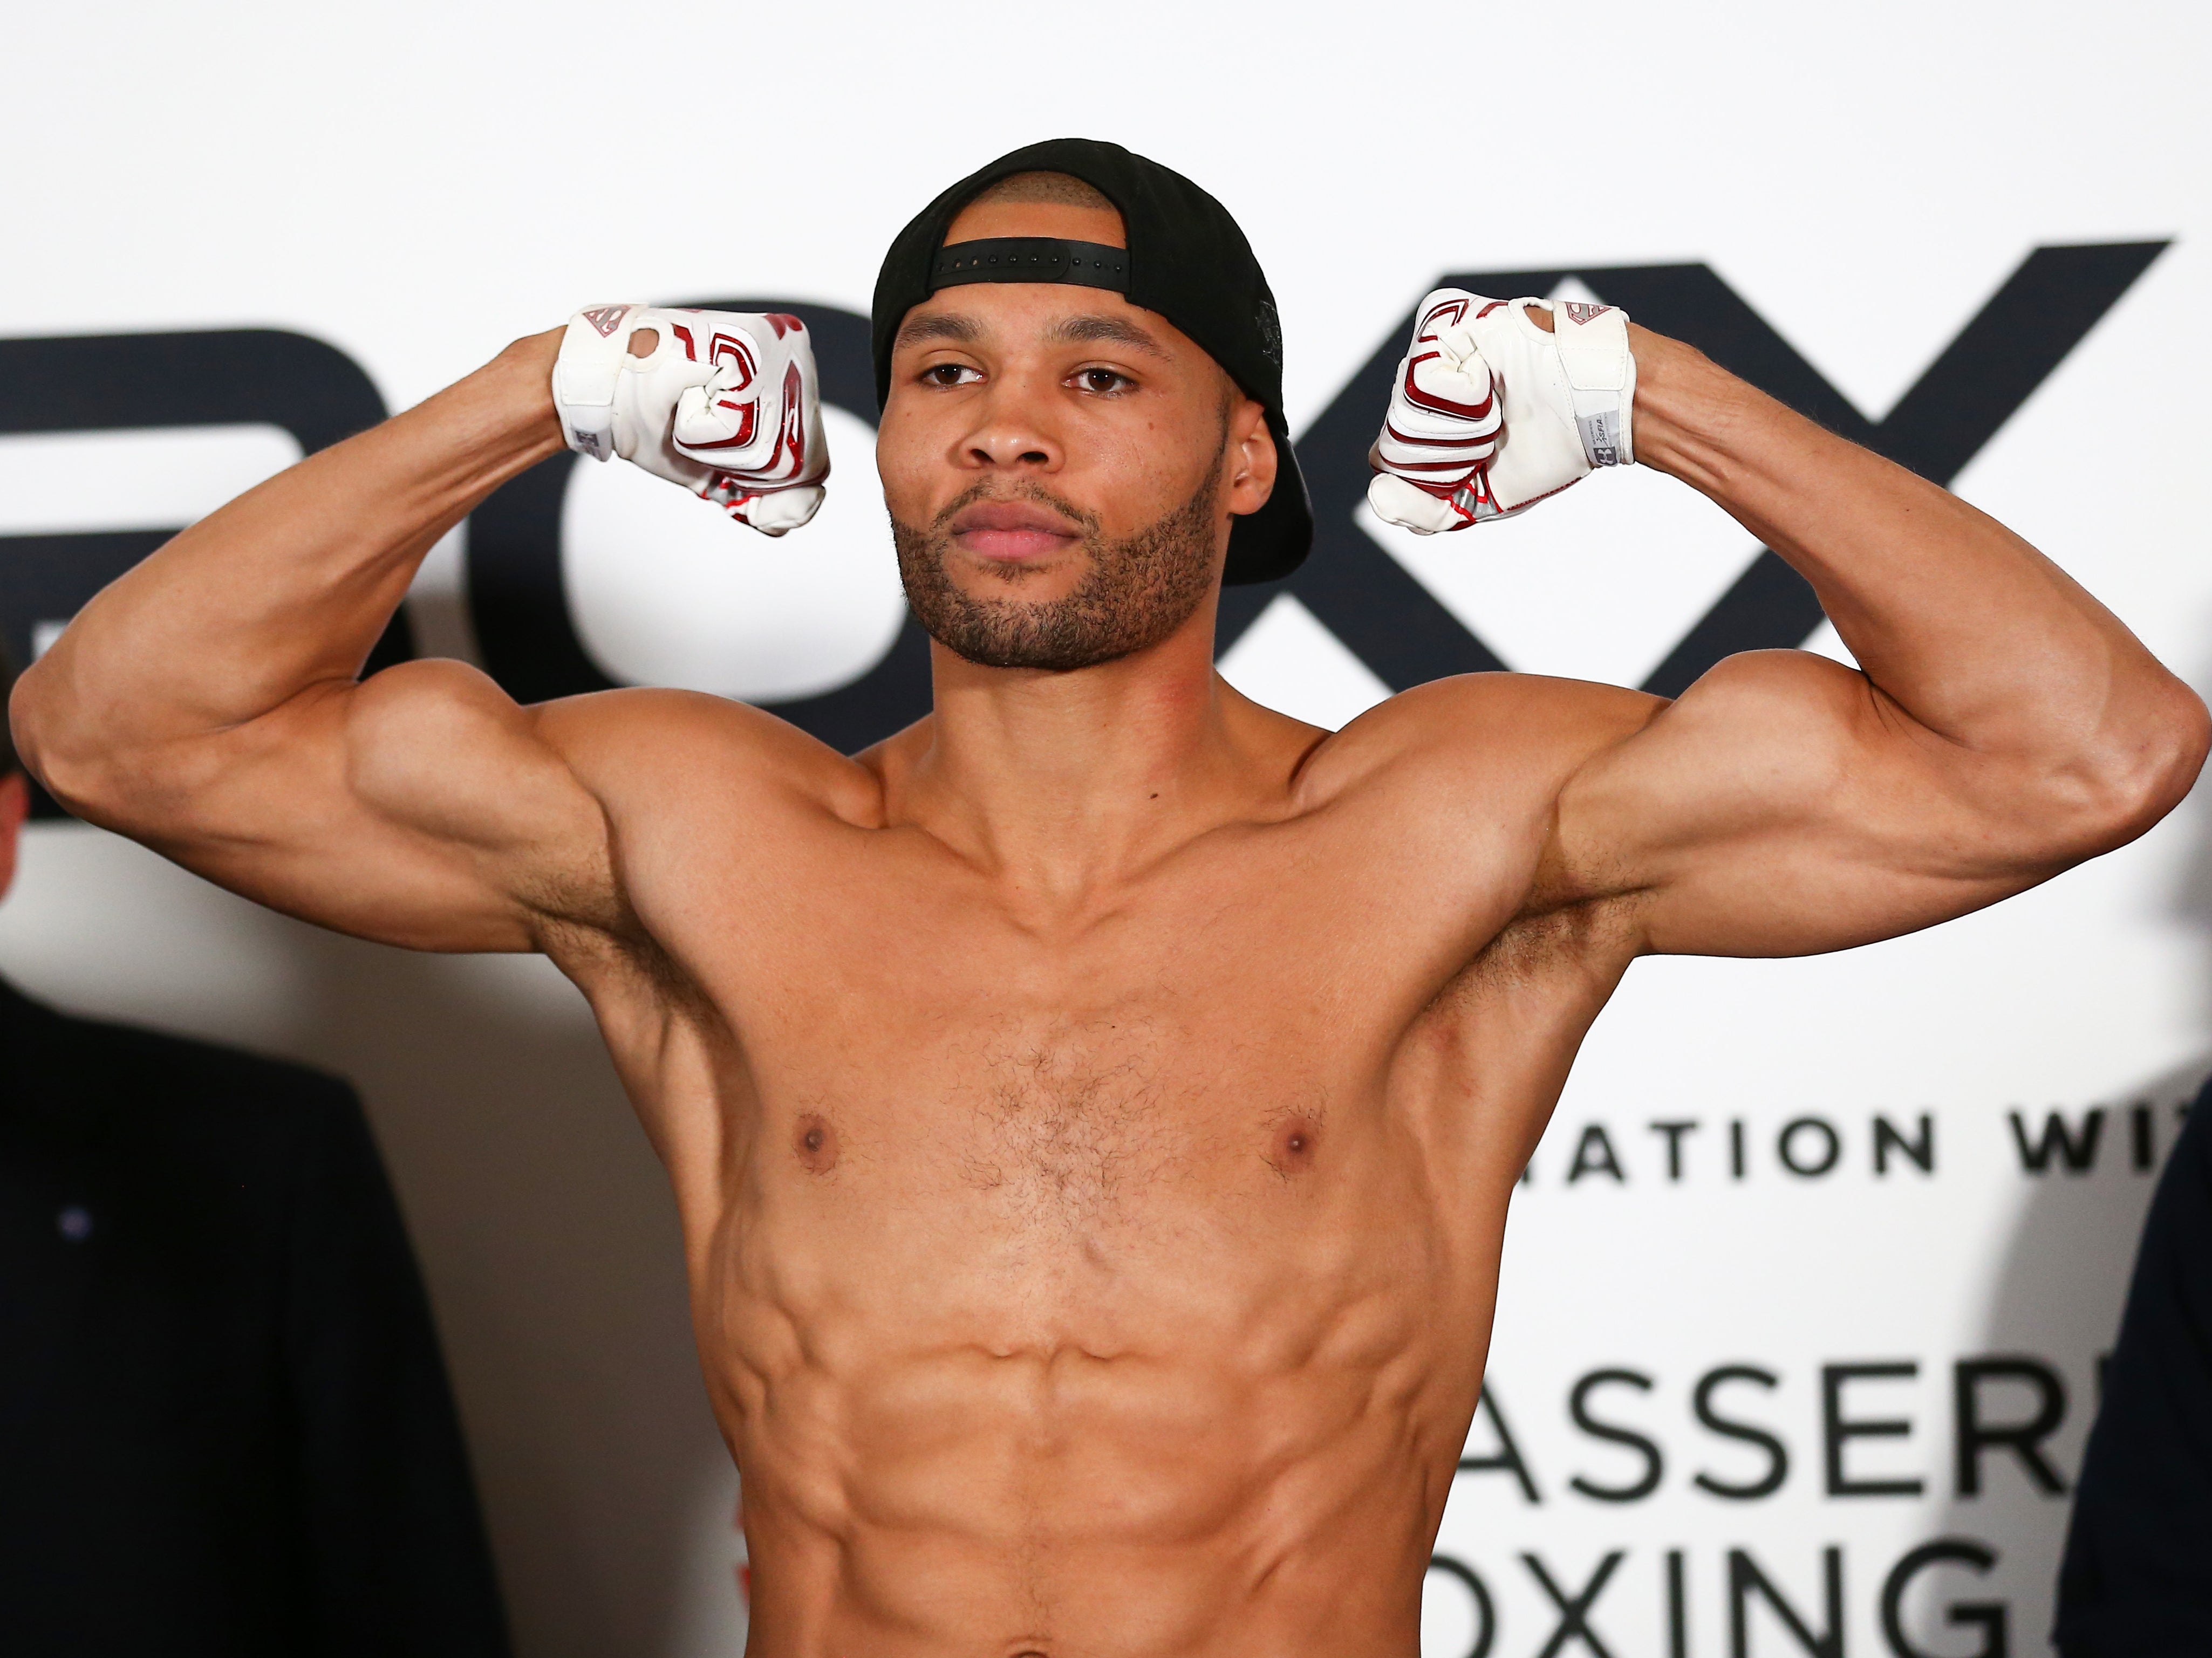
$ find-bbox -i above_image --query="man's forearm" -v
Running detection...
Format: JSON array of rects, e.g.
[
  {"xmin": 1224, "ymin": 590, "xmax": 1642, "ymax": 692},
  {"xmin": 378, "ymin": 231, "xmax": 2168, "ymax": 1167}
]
[
  {"xmin": 1628, "ymin": 328, "xmax": 2197, "ymax": 777},
  {"xmin": 13, "ymin": 330, "xmax": 564, "ymax": 789}
]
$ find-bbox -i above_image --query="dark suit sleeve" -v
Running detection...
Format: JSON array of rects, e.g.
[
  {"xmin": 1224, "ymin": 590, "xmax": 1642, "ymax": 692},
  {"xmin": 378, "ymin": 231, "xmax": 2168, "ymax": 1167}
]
[
  {"xmin": 2055, "ymin": 1079, "xmax": 2212, "ymax": 1656},
  {"xmin": 281, "ymin": 1082, "xmax": 513, "ymax": 1658}
]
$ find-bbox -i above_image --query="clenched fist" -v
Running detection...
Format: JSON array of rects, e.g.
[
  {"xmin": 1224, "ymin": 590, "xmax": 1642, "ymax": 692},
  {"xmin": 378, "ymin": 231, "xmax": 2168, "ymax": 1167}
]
[
  {"xmin": 1368, "ymin": 289, "xmax": 1635, "ymax": 535},
  {"xmin": 552, "ymin": 305, "xmax": 830, "ymax": 536}
]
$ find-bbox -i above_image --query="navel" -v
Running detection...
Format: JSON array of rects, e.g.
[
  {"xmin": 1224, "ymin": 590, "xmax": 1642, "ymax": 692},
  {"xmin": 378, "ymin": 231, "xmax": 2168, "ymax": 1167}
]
[{"xmin": 794, "ymin": 1112, "xmax": 841, "ymax": 1175}]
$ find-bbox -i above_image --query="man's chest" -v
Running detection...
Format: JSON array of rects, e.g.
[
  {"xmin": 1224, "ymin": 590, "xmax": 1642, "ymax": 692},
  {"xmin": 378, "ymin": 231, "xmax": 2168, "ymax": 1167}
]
[
  {"xmin": 681, "ymin": 816, "xmax": 1476, "ymax": 1076},
  {"xmin": 664, "ymin": 891, "xmax": 1477, "ymax": 1344},
  {"xmin": 716, "ymin": 869, "xmax": 1398, "ymax": 1173},
  {"xmin": 620, "ymin": 808, "xmax": 1573, "ymax": 1208},
  {"xmin": 585, "ymin": 805, "xmax": 1627, "ymax": 1364}
]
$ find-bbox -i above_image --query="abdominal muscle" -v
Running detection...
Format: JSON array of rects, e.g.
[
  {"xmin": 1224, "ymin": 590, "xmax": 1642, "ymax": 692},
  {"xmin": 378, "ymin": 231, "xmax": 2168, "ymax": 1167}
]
[{"xmin": 692, "ymin": 1069, "xmax": 1512, "ymax": 1658}]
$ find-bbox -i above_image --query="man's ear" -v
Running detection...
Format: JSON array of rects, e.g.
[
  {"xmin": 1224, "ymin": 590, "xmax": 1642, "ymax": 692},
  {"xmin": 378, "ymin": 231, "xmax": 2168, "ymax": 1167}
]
[
  {"xmin": 0, "ymin": 771, "xmax": 28, "ymax": 907},
  {"xmin": 1226, "ymin": 396, "xmax": 1278, "ymax": 518}
]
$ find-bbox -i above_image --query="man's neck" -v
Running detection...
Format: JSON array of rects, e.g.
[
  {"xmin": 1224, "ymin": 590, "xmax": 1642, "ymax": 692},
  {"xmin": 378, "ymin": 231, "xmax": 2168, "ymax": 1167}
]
[{"xmin": 883, "ymin": 598, "xmax": 1314, "ymax": 905}]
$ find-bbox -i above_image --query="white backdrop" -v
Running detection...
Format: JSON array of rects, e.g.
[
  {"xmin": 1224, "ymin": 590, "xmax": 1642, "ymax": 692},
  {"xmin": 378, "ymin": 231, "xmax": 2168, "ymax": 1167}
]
[{"xmin": 5, "ymin": 4, "xmax": 2210, "ymax": 1654}]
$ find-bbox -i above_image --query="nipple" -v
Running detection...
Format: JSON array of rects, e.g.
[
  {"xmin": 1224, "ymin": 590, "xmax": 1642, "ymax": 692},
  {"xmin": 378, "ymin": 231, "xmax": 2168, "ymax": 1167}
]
[
  {"xmin": 1267, "ymin": 1113, "xmax": 1322, "ymax": 1177},
  {"xmin": 794, "ymin": 1113, "xmax": 841, "ymax": 1175}
]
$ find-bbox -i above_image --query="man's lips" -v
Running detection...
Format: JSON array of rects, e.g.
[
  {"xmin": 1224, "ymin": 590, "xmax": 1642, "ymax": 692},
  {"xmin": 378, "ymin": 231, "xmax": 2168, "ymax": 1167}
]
[{"xmin": 946, "ymin": 500, "xmax": 1082, "ymax": 562}]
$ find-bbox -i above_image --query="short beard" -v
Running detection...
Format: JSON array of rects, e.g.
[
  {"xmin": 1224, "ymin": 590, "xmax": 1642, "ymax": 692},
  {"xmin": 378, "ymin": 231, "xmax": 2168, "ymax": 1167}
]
[{"xmin": 891, "ymin": 441, "xmax": 1226, "ymax": 674}]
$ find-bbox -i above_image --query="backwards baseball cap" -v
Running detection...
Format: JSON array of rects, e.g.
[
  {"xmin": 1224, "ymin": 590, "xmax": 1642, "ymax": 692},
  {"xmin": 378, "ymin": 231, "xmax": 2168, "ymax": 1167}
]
[{"xmin": 872, "ymin": 137, "xmax": 1311, "ymax": 586}]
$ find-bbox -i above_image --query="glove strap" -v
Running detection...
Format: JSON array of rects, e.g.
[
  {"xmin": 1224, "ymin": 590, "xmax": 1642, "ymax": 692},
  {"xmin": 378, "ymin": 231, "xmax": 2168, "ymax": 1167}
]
[
  {"xmin": 552, "ymin": 305, "xmax": 640, "ymax": 462},
  {"xmin": 1551, "ymin": 300, "xmax": 1636, "ymax": 468}
]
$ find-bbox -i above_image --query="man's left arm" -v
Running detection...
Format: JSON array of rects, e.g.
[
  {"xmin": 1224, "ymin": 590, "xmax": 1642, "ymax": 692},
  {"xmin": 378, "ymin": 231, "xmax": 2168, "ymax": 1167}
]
[{"xmin": 1549, "ymin": 326, "xmax": 2209, "ymax": 956}]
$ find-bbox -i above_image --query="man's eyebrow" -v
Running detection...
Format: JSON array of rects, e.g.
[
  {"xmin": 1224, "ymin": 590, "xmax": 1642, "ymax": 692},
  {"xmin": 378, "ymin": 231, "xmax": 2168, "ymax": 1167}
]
[
  {"xmin": 1048, "ymin": 314, "xmax": 1168, "ymax": 357},
  {"xmin": 896, "ymin": 312, "xmax": 981, "ymax": 348}
]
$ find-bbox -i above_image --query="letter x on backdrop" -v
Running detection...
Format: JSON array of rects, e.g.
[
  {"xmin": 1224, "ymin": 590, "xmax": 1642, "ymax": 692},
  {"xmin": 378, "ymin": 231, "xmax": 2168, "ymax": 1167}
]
[{"xmin": 0, "ymin": 243, "xmax": 2167, "ymax": 813}]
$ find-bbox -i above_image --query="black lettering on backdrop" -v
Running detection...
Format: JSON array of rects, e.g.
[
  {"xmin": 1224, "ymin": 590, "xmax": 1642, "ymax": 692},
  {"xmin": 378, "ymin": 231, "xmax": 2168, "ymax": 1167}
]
[
  {"xmin": 1822, "ymin": 1362, "xmax": 1925, "ymax": 1497},
  {"xmin": 1425, "ymin": 1555, "xmax": 1497, "ymax": 1658},
  {"xmin": 0, "ymin": 328, "xmax": 406, "ymax": 817},
  {"xmin": 1880, "ymin": 1539, "xmax": 2008, "ymax": 1658},
  {"xmin": 1436, "ymin": 1543, "xmax": 2017, "ymax": 1658},
  {"xmin": 1729, "ymin": 1547, "xmax": 1844, "ymax": 1658},
  {"xmin": 1457, "ymin": 1387, "xmax": 1542, "ymax": 1504},
  {"xmin": 1952, "ymin": 1358, "xmax": 2067, "ymax": 1497},
  {"xmin": 1778, "ymin": 1116, "xmax": 1842, "ymax": 1178},
  {"xmin": 1513, "ymin": 1101, "xmax": 2188, "ymax": 1190},
  {"xmin": 1569, "ymin": 1369, "xmax": 1663, "ymax": 1502},
  {"xmin": 1693, "ymin": 1365, "xmax": 1790, "ymax": 1500},
  {"xmin": 1530, "ymin": 1109, "xmax": 1960, "ymax": 1188},
  {"xmin": 1649, "ymin": 1120, "xmax": 1699, "ymax": 1180},
  {"xmin": 1567, "ymin": 1124, "xmax": 1627, "ymax": 1184},
  {"xmin": 1459, "ymin": 1353, "xmax": 2077, "ymax": 1515},
  {"xmin": 2129, "ymin": 1102, "xmax": 2155, "ymax": 1170},
  {"xmin": 2008, "ymin": 1107, "xmax": 2105, "ymax": 1174},
  {"xmin": 1523, "ymin": 1551, "xmax": 1626, "ymax": 1658},
  {"xmin": 1874, "ymin": 1113, "xmax": 1935, "ymax": 1175}
]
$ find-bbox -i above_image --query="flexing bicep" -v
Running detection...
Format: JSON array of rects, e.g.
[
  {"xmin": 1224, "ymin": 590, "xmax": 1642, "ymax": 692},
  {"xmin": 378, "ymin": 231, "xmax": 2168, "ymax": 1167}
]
[
  {"xmin": 1553, "ymin": 649, "xmax": 2085, "ymax": 957},
  {"xmin": 77, "ymin": 660, "xmax": 621, "ymax": 953}
]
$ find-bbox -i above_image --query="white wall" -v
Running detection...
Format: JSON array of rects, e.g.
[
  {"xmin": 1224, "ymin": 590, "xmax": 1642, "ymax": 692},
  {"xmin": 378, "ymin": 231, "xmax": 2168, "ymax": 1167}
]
[{"xmin": 5, "ymin": 3, "xmax": 2209, "ymax": 1653}]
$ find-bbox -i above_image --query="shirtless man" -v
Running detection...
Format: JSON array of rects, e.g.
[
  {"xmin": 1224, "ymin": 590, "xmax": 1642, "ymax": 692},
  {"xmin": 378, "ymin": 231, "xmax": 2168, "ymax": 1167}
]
[{"xmin": 11, "ymin": 138, "xmax": 2206, "ymax": 1657}]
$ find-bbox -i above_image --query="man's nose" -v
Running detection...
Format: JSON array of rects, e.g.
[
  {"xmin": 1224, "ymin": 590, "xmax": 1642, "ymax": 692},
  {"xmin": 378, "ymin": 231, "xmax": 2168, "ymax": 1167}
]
[{"xmin": 958, "ymin": 377, "xmax": 1062, "ymax": 472}]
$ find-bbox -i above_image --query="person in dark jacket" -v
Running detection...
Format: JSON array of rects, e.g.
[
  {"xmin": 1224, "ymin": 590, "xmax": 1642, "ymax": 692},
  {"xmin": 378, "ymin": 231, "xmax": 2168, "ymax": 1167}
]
[
  {"xmin": 0, "ymin": 645, "xmax": 511, "ymax": 1656},
  {"xmin": 2056, "ymin": 1071, "xmax": 2212, "ymax": 1655}
]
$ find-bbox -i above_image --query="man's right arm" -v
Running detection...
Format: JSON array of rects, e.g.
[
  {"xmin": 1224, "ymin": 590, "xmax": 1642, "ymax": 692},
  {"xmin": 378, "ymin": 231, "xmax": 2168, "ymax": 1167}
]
[{"xmin": 8, "ymin": 329, "xmax": 623, "ymax": 953}]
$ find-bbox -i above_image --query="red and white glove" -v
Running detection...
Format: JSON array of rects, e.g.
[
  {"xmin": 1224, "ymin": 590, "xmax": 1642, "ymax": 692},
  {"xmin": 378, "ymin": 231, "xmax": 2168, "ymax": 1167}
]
[
  {"xmin": 1367, "ymin": 289, "xmax": 1635, "ymax": 535},
  {"xmin": 551, "ymin": 304, "xmax": 829, "ymax": 536}
]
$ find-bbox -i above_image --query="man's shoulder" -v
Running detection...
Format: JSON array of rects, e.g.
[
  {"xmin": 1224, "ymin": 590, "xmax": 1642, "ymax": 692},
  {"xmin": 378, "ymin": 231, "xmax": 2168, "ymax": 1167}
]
[
  {"xmin": 1295, "ymin": 671, "xmax": 1665, "ymax": 807},
  {"xmin": 531, "ymin": 684, "xmax": 888, "ymax": 828}
]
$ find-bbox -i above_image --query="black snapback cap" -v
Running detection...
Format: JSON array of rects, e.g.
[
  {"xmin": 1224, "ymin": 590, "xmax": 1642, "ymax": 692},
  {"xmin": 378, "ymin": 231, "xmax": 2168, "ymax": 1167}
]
[{"xmin": 872, "ymin": 137, "xmax": 1311, "ymax": 586}]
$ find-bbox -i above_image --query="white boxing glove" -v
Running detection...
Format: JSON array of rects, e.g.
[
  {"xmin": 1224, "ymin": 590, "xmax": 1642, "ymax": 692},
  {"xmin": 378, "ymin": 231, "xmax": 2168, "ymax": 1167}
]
[
  {"xmin": 551, "ymin": 304, "xmax": 829, "ymax": 536},
  {"xmin": 1367, "ymin": 289, "xmax": 1635, "ymax": 535}
]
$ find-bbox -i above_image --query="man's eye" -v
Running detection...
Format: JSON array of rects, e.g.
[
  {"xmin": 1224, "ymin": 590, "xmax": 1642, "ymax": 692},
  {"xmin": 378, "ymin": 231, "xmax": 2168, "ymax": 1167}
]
[
  {"xmin": 922, "ymin": 364, "xmax": 978, "ymax": 387},
  {"xmin": 1075, "ymin": 367, "xmax": 1132, "ymax": 395}
]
